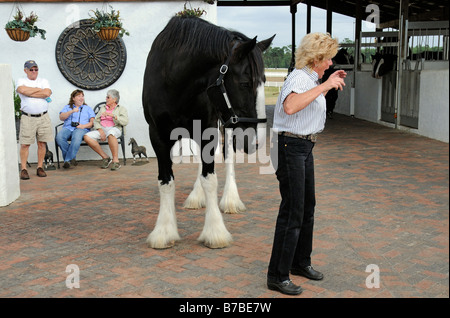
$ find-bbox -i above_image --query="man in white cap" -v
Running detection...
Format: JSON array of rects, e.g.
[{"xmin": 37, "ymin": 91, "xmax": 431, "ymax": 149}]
[{"xmin": 16, "ymin": 60, "xmax": 53, "ymax": 180}]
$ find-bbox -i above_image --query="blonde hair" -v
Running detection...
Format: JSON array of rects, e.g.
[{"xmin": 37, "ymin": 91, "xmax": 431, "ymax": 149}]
[{"xmin": 295, "ymin": 32, "xmax": 339, "ymax": 70}]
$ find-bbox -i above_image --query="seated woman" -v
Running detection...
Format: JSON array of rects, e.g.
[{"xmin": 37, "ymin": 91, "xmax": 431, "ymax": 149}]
[
  {"xmin": 83, "ymin": 89, "xmax": 129, "ymax": 171},
  {"xmin": 56, "ymin": 89, "xmax": 95, "ymax": 169}
]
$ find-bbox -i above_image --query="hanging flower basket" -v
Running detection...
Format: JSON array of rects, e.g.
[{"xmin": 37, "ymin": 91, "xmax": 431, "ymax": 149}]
[
  {"xmin": 97, "ymin": 27, "xmax": 121, "ymax": 41},
  {"xmin": 4, "ymin": 9, "xmax": 46, "ymax": 42},
  {"xmin": 6, "ymin": 28, "xmax": 30, "ymax": 41},
  {"xmin": 90, "ymin": 7, "xmax": 129, "ymax": 41}
]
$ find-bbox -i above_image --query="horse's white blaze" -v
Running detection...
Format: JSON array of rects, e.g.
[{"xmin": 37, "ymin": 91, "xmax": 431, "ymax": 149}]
[
  {"xmin": 184, "ymin": 162, "xmax": 206, "ymax": 209},
  {"xmin": 375, "ymin": 58, "xmax": 384, "ymax": 79},
  {"xmin": 220, "ymin": 133, "xmax": 246, "ymax": 213},
  {"xmin": 146, "ymin": 179, "xmax": 180, "ymax": 248},
  {"xmin": 256, "ymin": 82, "xmax": 266, "ymax": 120},
  {"xmin": 256, "ymin": 82, "xmax": 267, "ymax": 148},
  {"xmin": 198, "ymin": 173, "xmax": 233, "ymax": 248}
]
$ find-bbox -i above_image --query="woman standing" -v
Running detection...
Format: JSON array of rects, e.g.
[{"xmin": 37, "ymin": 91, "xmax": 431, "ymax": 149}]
[
  {"xmin": 56, "ymin": 89, "xmax": 95, "ymax": 169},
  {"xmin": 267, "ymin": 33, "xmax": 347, "ymax": 295}
]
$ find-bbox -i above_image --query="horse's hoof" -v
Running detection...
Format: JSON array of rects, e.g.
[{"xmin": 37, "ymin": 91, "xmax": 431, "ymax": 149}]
[
  {"xmin": 223, "ymin": 207, "xmax": 245, "ymax": 214},
  {"xmin": 199, "ymin": 233, "xmax": 232, "ymax": 249},
  {"xmin": 146, "ymin": 233, "xmax": 177, "ymax": 249},
  {"xmin": 147, "ymin": 240, "xmax": 175, "ymax": 249},
  {"xmin": 183, "ymin": 198, "xmax": 206, "ymax": 210},
  {"xmin": 203, "ymin": 241, "xmax": 229, "ymax": 249},
  {"xmin": 220, "ymin": 203, "xmax": 246, "ymax": 214}
]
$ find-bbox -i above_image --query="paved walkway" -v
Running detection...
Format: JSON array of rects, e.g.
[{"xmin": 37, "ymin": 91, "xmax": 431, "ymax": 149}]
[{"xmin": 0, "ymin": 109, "xmax": 448, "ymax": 298}]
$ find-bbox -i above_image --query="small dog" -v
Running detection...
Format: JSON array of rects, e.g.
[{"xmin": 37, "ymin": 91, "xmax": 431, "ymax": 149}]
[
  {"xmin": 128, "ymin": 138, "xmax": 148, "ymax": 163},
  {"xmin": 44, "ymin": 143, "xmax": 54, "ymax": 169}
]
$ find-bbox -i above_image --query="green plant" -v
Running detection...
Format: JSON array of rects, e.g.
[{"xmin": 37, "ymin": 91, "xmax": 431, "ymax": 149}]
[
  {"xmin": 13, "ymin": 83, "xmax": 21, "ymax": 119},
  {"xmin": 176, "ymin": 1, "xmax": 215, "ymax": 18},
  {"xmin": 90, "ymin": 6, "xmax": 129, "ymax": 37},
  {"xmin": 5, "ymin": 9, "xmax": 46, "ymax": 40},
  {"xmin": 176, "ymin": 5, "xmax": 206, "ymax": 17}
]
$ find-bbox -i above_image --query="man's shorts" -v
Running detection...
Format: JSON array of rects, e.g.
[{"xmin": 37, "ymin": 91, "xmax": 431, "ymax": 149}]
[
  {"xmin": 85, "ymin": 126, "xmax": 122, "ymax": 141},
  {"xmin": 19, "ymin": 112, "xmax": 53, "ymax": 145}
]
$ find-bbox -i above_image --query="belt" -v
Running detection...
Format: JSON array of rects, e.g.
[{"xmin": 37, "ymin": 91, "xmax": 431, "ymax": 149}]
[
  {"xmin": 21, "ymin": 111, "xmax": 48, "ymax": 117},
  {"xmin": 279, "ymin": 131, "xmax": 318, "ymax": 142}
]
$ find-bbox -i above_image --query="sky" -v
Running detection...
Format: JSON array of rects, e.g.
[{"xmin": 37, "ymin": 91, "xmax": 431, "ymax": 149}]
[{"xmin": 217, "ymin": 4, "xmax": 376, "ymax": 48}]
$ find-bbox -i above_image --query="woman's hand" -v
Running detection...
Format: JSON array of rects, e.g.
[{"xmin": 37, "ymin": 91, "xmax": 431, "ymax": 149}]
[
  {"xmin": 324, "ymin": 70, "xmax": 347, "ymax": 91},
  {"xmin": 98, "ymin": 128, "xmax": 107, "ymax": 141}
]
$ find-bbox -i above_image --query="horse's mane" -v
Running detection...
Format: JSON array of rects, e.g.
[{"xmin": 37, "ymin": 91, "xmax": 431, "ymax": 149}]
[
  {"xmin": 155, "ymin": 16, "xmax": 265, "ymax": 86},
  {"xmin": 155, "ymin": 16, "xmax": 232, "ymax": 61}
]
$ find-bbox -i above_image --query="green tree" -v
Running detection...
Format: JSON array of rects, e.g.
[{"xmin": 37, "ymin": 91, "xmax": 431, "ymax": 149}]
[{"xmin": 263, "ymin": 45, "xmax": 292, "ymax": 68}]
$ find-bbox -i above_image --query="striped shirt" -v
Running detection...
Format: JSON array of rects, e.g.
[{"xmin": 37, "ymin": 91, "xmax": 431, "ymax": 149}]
[{"xmin": 273, "ymin": 67, "xmax": 326, "ymax": 135}]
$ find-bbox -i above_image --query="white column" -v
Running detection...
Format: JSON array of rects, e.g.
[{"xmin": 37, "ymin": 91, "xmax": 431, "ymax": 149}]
[{"xmin": 0, "ymin": 64, "xmax": 20, "ymax": 207}]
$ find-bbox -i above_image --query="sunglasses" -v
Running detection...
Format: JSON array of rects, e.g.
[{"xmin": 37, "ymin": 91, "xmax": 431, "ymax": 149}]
[{"xmin": 28, "ymin": 68, "xmax": 39, "ymax": 72}]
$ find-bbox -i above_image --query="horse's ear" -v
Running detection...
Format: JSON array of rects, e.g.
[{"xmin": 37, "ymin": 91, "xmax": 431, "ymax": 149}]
[
  {"xmin": 233, "ymin": 37, "xmax": 257, "ymax": 61},
  {"xmin": 258, "ymin": 34, "xmax": 276, "ymax": 52}
]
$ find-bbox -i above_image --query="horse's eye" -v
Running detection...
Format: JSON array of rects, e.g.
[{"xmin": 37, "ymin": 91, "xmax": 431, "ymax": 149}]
[{"xmin": 239, "ymin": 82, "xmax": 251, "ymax": 88}]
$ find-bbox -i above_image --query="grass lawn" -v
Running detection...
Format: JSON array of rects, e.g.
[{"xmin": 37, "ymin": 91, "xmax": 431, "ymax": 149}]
[{"xmin": 265, "ymin": 86, "xmax": 280, "ymax": 105}]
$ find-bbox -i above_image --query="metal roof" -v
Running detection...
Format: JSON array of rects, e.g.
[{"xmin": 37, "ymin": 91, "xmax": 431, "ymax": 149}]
[{"xmin": 218, "ymin": 0, "xmax": 449, "ymax": 26}]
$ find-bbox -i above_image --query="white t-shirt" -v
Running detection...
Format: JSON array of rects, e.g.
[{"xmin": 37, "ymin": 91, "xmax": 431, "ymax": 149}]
[{"xmin": 16, "ymin": 77, "xmax": 51, "ymax": 114}]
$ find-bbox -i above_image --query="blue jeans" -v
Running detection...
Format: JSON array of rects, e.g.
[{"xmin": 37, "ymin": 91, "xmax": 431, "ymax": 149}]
[
  {"xmin": 268, "ymin": 134, "xmax": 316, "ymax": 282},
  {"xmin": 56, "ymin": 128, "xmax": 87, "ymax": 162}
]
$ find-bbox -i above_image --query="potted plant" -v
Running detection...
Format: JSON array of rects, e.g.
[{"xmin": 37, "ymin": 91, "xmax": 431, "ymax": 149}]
[
  {"xmin": 5, "ymin": 9, "xmax": 46, "ymax": 41},
  {"xmin": 90, "ymin": 6, "xmax": 129, "ymax": 41},
  {"xmin": 176, "ymin": 1, "xmax": 215, "ymax": 18}
]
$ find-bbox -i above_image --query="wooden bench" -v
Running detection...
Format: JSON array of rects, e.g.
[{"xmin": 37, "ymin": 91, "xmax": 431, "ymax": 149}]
[{"xmin": 54, "ymin": 102, "xmax": 126, "ymax": 168}]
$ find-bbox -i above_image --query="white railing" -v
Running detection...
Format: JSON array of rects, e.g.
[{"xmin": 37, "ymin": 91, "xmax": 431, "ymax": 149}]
[{"xmin": 265, "ymin": 81, "xmax": 284, "ymax": 88}]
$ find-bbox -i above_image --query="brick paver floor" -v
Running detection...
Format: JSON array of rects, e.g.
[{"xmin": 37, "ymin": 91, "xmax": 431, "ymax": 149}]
[{"xmin": 1, "ymin": 109, "xmax": 448, "ymax": 299}]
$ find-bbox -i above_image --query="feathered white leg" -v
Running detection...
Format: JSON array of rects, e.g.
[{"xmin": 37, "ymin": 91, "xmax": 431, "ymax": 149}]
[
  {"xmin": 220, "ymin": 130, "xmax": 246, "ymax": 214},
  {"xmin": 198, "ymin": 173, "xmax": 232, "ymax": 248},
  {"xmin": 146, "ymin": 179, "xmax": 180, "ymax": 249},
  {"xmin": 183, "ymin": 161, "xmax": 206, "ymax": 209},
  {"xmin": 220, "ymin": 155, "xmax": 246, "ymax": 214}
]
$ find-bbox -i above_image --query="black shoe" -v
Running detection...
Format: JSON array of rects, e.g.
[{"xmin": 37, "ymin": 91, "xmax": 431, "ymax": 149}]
[
  {"xmin": 70, "ymin": 159, "xmax": 78, "ymax": 166},
  {"xmin": 291, "ymin": 266, "xmax": 324, "ymax": 280},
  {"xmin": 63, "ymin": 161, "xmax": 70, "ymax": 169},
  {"xmin": 267, "ymin": 279, "xmax": 303, "ymax": 295}
]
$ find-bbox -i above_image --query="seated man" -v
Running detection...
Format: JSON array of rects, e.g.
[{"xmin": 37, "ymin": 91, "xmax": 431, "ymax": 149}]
[
  {"xmin": 56, "ymin": 89, "xmax": 95, "ymax": 168},
  {"xmin": 83, "ymin": 89, "xmax": 128, "ymax": 171}
]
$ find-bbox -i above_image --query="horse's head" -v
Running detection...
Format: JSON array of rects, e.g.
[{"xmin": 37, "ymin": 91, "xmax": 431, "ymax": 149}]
[
  {"xmin": 128, "ymin": 138, "xmax": 135, "ymax": 146},
  {"xmin": 207, "ymin": 34, "xmax": 274, "ymax": 154},
  {"xmin": 372, "ymin": 52, "xmax": 397, "ymax": 78},
  {"xmin": 334, "ymin": 48, "xmax": 351, "ymax": 65}
]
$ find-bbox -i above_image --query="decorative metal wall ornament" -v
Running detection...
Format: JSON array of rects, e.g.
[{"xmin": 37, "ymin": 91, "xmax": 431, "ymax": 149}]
[{"xmin": 55, "ymin": 19, "xmax": 127, "ymax": 90}]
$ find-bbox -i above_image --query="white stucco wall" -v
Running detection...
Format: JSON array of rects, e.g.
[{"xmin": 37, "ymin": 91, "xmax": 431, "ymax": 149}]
[
  {"xmin": 333, "ymin": 70, "xmax": 352, "ymax": 116},
  {"xmin": 0, "ymin": 1, "xmax": 217, "ymax": 163},
  {"xmin": 354, "ymin": 71, "xmax": 382, "ymax": 122},
  {"xmin": 0, "ymin": 64, "xmax": 20, "ymax": 206},
  {"xmin": 334, "ymin": 70, "xmax": 382, "ymax": 121},
  {"xmin": 418, "ymin": 69, "xmax": 449, "ymax": 143}
]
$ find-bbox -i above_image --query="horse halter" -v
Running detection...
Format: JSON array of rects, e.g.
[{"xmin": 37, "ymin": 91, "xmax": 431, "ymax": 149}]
[{"xmin": 207, "ymin": 42, "xmax": 267, "ymax": 128}]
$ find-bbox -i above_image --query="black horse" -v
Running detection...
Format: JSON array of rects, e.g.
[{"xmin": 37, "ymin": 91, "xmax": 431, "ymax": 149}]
[
  {"xmin": 322, "ymin": 48, "xmax": 351, "ymax": 118},
  {"xmin": 142, "ymin": 16, "xmax": 273, "ymax": 249},
  {"xmin": 372, "ymin": 51, "xmax": 397, "ymax": 79},
  {"xmin": 371, "ymin": 36, "xmax": 399, "ymax": 79}
]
